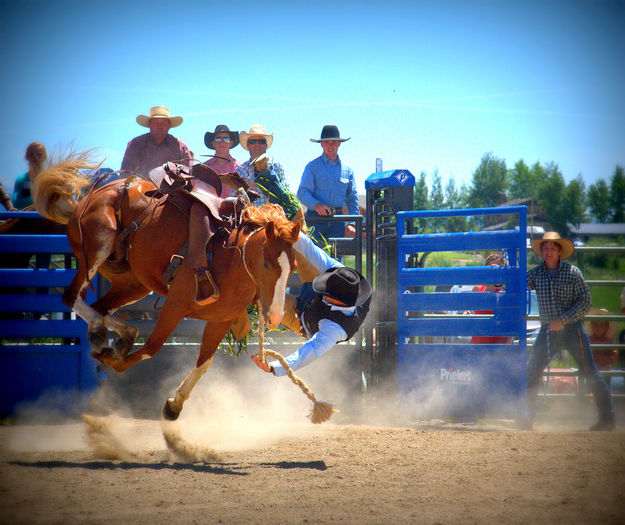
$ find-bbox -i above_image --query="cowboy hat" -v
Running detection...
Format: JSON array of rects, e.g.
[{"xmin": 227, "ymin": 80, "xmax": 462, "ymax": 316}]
[
  {"xmin": 136, "ymin": 106, "xmax": 183, "ymax": 128},
  {"xmin": 312, "ymin": 267, "xmax": 372, "ymax": 307},
  {"xmin": 204, "ymin": 124, "xmax": 239, "ymax": 149},
  {"xmin": 239, "ymin": 124, "xmax": 273, "ymax": 150},
  {"xmin": 310, "ymin": 125, "xmax": 350, "ymax": 143},
  {"xmin": 530, "ymin": 231, "xmax": 575, "ymax": 259},
  {"xmin": 585, "ymin": 307, "xmax": 618, "ymax": 339}
]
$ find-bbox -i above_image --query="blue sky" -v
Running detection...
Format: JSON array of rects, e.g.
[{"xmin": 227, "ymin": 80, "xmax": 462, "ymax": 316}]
[{"xmin": 1, "ymin": 0, "xmax": 623, "ymax": 199}]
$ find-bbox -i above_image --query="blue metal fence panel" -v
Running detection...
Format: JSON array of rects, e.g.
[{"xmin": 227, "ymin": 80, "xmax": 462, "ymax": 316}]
[
  {"xmin": 0, "ymin": 212, "xmax": 98, "ymax": 416},
  {"xmin": 396, "ymin": 206, "xmax": 528, "ymax": 418}
]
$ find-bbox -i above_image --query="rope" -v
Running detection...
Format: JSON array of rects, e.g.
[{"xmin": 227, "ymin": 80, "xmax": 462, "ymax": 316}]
[{"xmin": 257, "ymin": 305, "xmax": 337, "ymax": 424}]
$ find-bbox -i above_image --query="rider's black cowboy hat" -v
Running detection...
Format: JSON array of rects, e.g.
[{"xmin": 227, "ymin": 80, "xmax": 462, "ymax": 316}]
[{"xmin": 312, "ymin": 267, "xmax": 371, "ymax": 307}]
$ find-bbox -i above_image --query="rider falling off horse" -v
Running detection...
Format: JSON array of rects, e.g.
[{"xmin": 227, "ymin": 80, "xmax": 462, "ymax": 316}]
[{"xmin": 252, "ymin": 232, "xmax": 372, "ymax": 376}]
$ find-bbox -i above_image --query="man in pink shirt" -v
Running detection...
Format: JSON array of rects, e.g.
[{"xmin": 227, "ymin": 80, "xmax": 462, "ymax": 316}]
[
  {"xmin": 202, "ymin": 124, "xmax": 241, "ymax": 198},
  {"xmin": 121, "ymin": 106, "xmax": 192, "ymax": 178}
]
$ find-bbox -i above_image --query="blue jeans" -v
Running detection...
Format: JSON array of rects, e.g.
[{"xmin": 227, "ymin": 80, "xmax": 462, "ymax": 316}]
[{"xmin": 527, "ymin": 322, "xmax": 614, "ymax": 418}]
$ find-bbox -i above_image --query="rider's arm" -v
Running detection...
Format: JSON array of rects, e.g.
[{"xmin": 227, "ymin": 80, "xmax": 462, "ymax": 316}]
[
  {"xmin": 269, "ymin": 319, "xmax": 346, "ymax": 376},
  {"xmin": 293, "ymin": 233, "xmax": 343, "ymax": 274}
]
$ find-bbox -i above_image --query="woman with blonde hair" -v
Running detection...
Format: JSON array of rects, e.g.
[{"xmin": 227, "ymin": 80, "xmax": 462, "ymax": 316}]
[{"xmin": 12, "ymin": 142, "xmax": 47, "ymax": 209}]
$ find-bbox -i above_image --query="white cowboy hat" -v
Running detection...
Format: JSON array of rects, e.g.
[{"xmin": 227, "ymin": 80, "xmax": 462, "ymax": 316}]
[
  {"xmin": 585, "ymin": 307, "xmax": 618, "ymax": 339},
  {"xmin": 239, "ymin": 124, "xmax": 273, "ymax": 151},
  {"xmin": 530, "ymin": 231, "xmax": 575, "ymax": 259},
  {"xmin": 136, "ymin": 106, "xmax": 183, "ymax": 128}
]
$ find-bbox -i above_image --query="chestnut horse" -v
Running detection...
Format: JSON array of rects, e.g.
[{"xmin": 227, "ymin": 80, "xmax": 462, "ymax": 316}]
[{"xmin": 32, "ymin": 153, "xmax": 300, "ymax": 420}]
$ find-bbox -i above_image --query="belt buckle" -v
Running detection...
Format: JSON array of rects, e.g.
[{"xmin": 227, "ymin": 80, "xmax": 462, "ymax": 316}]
[{"xmin": 169, "ymin": 254, "xmax": 184, "ymax": 265}]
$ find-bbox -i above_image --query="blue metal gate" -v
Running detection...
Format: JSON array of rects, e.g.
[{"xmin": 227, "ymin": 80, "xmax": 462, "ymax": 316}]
[
  {"xmin": 0, "ymin": 211, "xmax": 99, "ymax": 416},
  {"xmin": 396, "ymin": 206, "xmax": 528, "ymax": 417}
]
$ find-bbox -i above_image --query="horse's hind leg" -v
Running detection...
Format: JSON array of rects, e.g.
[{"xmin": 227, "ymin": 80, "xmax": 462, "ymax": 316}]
[{"xmin": 163, "ymin": 320, "xmax": 232, "ymax": 421}]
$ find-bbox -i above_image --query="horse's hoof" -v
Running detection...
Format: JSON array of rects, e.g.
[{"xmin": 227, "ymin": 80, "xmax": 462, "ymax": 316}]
[
  {"xmin": 162, "ymin": 399, "xmax": 180, "ymax": 421},
  {"xmin": 91, "ymin": 347, "xmax": 123, "ymax": 371}
]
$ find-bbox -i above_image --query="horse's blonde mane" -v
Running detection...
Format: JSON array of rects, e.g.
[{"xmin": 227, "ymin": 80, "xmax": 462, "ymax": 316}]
[
  {"xmin": 33, "ymin": 150, "xmax": 101, "ymax": 224},
  {"xmin": 241, "ymin": 204, "xmax": 299, "ymax": 243}
]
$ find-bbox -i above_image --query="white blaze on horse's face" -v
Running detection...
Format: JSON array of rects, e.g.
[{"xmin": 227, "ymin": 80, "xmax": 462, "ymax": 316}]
[{"xmin": 264, "ymin": 250, "xmax": 290, "ymax": 329}]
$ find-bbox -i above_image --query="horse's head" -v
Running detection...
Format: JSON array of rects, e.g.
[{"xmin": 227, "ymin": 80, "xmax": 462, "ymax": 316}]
[{"xmin": 242, "ymin": 205, "xmax": 301, "ymax": 329}]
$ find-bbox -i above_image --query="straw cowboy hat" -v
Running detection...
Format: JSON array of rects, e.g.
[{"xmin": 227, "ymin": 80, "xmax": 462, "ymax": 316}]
[
  {"xmin": 530, "ymin": 231, "xmax": 575, "ymax": 259},
  {"xmin": 136, "ymin": 106, "xmax": 183, "ymax": 128},
  {"xmin": 239, "ymin": 124, "xmax": 273, "ymax": 150},
  {"xmin": 204, "ymin": 124, "xmax": 239, "ymax": 149},
  {"xmin": 310, "ymin": 125, "xmax": 350, "ymax": 143},
  {"xmin": 585, "ymin": 307, "xmax": 618, "ymax": 339}
]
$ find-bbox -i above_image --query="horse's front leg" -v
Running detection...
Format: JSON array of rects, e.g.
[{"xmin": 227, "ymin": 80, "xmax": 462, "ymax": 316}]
[
  {"xmin": 162, "ymin": 319, "xmax": 232, "ymax": 421},
  {"xmin": 94, "ymin": 301, "xmax": 185, "ymax": 373}
]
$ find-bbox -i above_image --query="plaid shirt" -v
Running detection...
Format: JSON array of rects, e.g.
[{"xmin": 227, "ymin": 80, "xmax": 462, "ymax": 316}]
[
  {"xmin": 236, "ymin": 158, "xmax": 290, "ymax": 207},
  {"xmin": 527, "ymin": 260, "xmax": 591, "ymax": 326}
]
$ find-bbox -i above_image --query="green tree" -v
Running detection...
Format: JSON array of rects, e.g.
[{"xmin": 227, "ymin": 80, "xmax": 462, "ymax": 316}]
[
  {"xmin": 508, "ymin": 159, "xmax": 540, "ymax": 200},
  {"xmin": 430, "ymin": 171, "xmax": 444, "ymax": 210},
  {"xmin": 563, "ymin": 175, "xmax": 586, "ymax": 227},
  {"xmin": 536, "ymin": 163, "xmax": 567, "ymax": 232},
  {"xmin": 413, "ymin": 171, "xmax": 429, "ymax": 211},
  {"xmin": 610, "ymin": 165, "xmax": 625, "ymax": 222},
  {"xmin": 467, "ymin": 152, "xmax": 508, "ymax": 208},
  {"xmin": 587, "ymin": 179, "xmax": 611, "ymax": 222},
  {"xmin": 444, "ymin": 177, "xmax": 468, "ymax": 232}
]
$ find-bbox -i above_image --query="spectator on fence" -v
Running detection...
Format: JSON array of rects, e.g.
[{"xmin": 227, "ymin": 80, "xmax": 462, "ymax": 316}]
[
  {"xmin": 468, "ymin": 252, "xmax": 511, "ymax": 344},
  {"xmin": 12, "ymin": 142, "xmax": 47, "ymax": 210},
  {"xmin": 121, "ymin": 106, "xmax": 192, "ymax": 178},
  {"xmin": 585, "ymin": 308, "xmax": 619, "ymax": 371},
  {"xmin": 521, "ymin": 231, "xmax": 615, "ymax": 431},
  {"xmin": 202, "ymin": 124, "xmax": 241, "ymax": 199},
  {"xmin": 251, "ymin": 232, "xmax": 371, "ymax": 376},
  {"xmin": 0, "ymin": 182, "xmax": 16, "ymax": 211},
  {"xmin": 297, "ymin": 125, "xmax": 359, "ymax": 247}
]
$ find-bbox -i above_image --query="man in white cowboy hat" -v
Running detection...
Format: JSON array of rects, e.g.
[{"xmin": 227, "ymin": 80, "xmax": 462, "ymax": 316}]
[
  {"xmin": 297, "ymin": 125, "xmax": 359, "ymax": 246},
  {"xmin": 121, "ymin": 105, "xmax": 192, "ymax": 178},
  {"xmin": 522, "ymin": 231, "xmax": 615, "ymax": 431},
  {"xmin": 235, "ymin": 124, "xmax": 302, "ymax": 222},
  {"xmin": 251, "ymin": 232, "xmax": 371, "ymax": 376}
]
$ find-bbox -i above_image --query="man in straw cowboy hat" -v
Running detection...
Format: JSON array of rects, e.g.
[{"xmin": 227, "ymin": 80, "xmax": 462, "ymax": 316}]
[
  {"xmin": 252, "ymin": 232, "xmax": 371, "ymax": 377},
  {"xmin": 522, "ymin": 231, "xmax": 615, "ymax": 431},
  {"xmin": 236, "ymin": 124, "xmax": 302, "ymax": 223},
  {"xmin": 297, "ymin": 125, "xmax": 359, "ymax": 246},
  {"xmin": 121, "ymin": 105, "xmax": 192, "ymax": 178}
]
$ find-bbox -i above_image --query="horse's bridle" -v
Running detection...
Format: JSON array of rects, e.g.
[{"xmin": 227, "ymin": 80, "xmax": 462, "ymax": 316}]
[{"xmin": 240, "ymin": 226, "xmax": 264, "ymax": 285}]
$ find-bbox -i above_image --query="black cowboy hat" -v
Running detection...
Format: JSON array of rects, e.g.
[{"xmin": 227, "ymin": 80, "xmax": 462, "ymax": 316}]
[
  {"xmin": 310, "ymin": 125, "xmax": 351, "ymax": 143},
  {"xmin": 312, "ymin": 267, "xmax": 371, "ymax": 307},
  {"xmin": 204, "ymin": 124, "xmax": 240, "ymax": 149}
]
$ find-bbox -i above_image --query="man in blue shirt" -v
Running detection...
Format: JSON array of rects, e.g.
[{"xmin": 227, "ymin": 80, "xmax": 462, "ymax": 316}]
[
  {"xmin": 297, "ymin": 125, "xmax": 359, "ymax": 246},
  {"xmin": 522, "ymin": 231, "xmax": 615, "ymax": 431},
  {"xmin": 251, "ymin": 233, "xmax": 371, "ymax": 376}
]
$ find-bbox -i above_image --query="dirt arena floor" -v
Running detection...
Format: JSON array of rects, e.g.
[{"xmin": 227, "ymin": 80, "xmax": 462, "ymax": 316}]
[{"xmin": 2, "ymin": 400, "xmax": 625, "ymax": 524}]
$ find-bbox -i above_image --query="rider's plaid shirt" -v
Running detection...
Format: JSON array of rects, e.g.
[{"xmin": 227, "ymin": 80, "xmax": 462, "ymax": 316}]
[{"xmin": 527, "ymin": 260, "xmax": 591, "ymax": 326}]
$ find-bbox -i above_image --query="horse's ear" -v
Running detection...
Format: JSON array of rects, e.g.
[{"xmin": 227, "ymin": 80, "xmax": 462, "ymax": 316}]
[
  {"xmin": 265, "ymin": 221, "xmax": 276, "ymax": 241},
  {"xmin": 291, "ymin": 221, "xmax": 301, "ymax": 243}
]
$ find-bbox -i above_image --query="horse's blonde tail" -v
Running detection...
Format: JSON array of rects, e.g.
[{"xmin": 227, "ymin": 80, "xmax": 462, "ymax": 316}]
[{"xmin": 32, "ymin": 149, "xmax": 101, "ymax": 224}]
